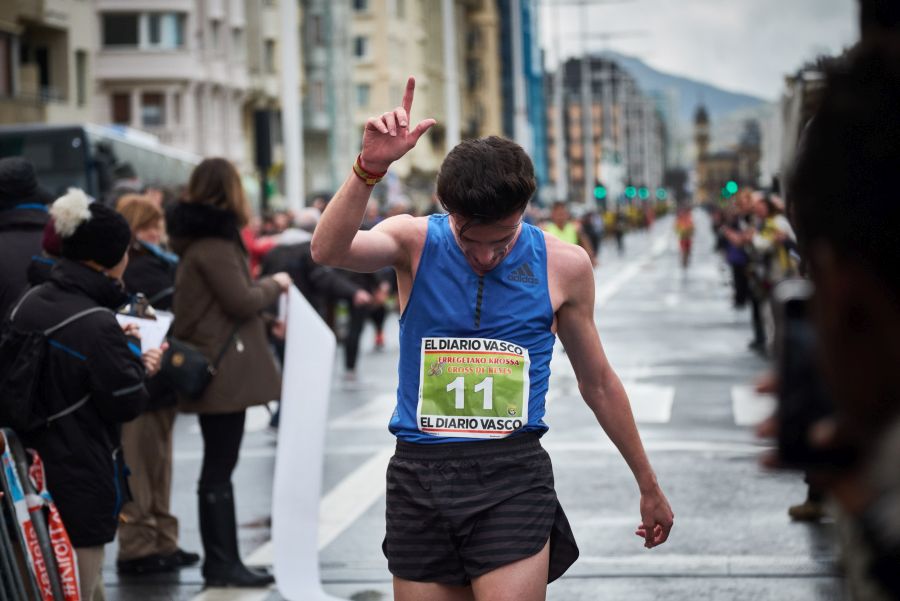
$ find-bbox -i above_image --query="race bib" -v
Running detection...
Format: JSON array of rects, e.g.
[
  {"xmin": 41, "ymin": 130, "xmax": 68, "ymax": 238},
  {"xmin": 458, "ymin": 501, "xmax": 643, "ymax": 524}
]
[{"xmin": 417, "ymin": 337, "xmax": 530, "ymax": 439}]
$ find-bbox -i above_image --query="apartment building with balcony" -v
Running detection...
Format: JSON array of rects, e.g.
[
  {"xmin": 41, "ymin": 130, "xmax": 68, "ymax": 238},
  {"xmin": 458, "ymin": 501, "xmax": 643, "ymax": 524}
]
[
  {"xmin": 461, "ymin": 0, "xmax": 502, "ymax": 140},
  {"xmin": 350, "ymin": 0, "xmax": 504, "ymax": 189},
  {"xmin": 0, "ymin": 0, "xmax": 95, "ymax": 125},
  {"xmin": 546, "ymin": 55, "xmax": 667, "ymax": 204},
  {"xmin": 351, "ymin": 0, "xmax": 443, "ymax": 180},
  {"xmin": 93, "ymin": 0, "xmax": 261, "ymax": 171},
  {"xmin": 300, "ymin": 0, "xmax": 356, "ymax": 193}
]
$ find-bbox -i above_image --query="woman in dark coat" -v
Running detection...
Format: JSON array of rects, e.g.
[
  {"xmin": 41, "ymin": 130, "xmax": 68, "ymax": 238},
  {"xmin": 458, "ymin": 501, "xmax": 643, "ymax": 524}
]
[
  {"xmin": 167, "ymin": 158, "xmax": 291, "ymax": 587},
  {"xmin": 10, "ymin": 188, "xmax": 162, "ymax": 599},
  {"xmin": 114, "ymin": 195, "xmax": 200, "ymax": 574}
]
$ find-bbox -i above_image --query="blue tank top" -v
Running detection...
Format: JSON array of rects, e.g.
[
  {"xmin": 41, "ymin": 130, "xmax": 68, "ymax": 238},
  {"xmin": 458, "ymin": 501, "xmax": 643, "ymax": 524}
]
[{"xmin": 390, "ymin": 214, "xmax": 556, "ymax": 444}]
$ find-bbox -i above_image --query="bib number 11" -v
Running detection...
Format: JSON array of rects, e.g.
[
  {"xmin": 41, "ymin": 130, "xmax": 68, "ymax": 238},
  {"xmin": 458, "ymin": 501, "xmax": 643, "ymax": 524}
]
[{"xmin": 446, "ymin": 376, "xmax": 494, "ymax": 410}]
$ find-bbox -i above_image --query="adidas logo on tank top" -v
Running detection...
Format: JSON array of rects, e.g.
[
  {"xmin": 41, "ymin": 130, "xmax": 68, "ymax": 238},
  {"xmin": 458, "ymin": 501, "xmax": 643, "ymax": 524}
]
[{"xmin": 507, "ymin": 263, "xmax": 539, "ymax": 285}]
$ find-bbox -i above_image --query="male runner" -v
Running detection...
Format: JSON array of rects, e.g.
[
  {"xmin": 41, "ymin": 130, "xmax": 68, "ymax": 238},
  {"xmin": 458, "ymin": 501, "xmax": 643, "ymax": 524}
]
[{"xmin": 312, "ymin": 77, "xmax": 673, "ymax": 601}]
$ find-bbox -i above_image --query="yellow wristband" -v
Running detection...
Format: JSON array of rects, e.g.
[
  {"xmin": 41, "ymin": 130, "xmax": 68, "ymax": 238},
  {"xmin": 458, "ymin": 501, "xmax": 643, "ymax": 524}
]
[{"xmin": 352, "ymin": 155, "xmax": 386, "ymax": 186}]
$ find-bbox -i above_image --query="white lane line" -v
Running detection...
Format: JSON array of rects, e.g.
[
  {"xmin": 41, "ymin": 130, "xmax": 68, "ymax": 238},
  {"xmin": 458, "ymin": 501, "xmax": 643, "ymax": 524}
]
[
  {"xmin": 198, "ymin": 438, "xmax": 773, "ymax": 461},
  {"xmin": 596, "ymin": 261, "xmax": 644, "ymax": 307},
  {"xmin": 568, "ymin": 554, "xmax": 836, "ymax": 576},
  {"xmin": 544, "ymin": 438, "xmax": 769, "ymax": 455},
  {"xmin": 245, "ymin": 446, "xmax": 394, "ymax": 567},
  {"xmin": 596, "ymin": 232, "xmax": 671, "ymax": 308},
  {"xmin": 623, "ymin": 383, "xmax": 674, "ymax": 424},
  {"xmin": 190, "ymin": 589, "xmax": 272, "ymax": 601},
  {"xmin": 330, "ymin": 393, "xmax": 395, "ymax": 429},
  {"xmin": 174, "ymin": 447, "xmax": 275, "ymax": 462},
  {"xmin": 731, "ymin": 385, "xmax": 776, "ymax": 426},
  {"xmin": 244, "ymin": 404, "xmax": 274, "ymax": 433}
]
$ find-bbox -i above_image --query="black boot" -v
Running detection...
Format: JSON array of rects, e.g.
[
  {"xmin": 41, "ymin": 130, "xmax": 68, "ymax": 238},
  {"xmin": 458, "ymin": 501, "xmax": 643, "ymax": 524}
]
[{"xmin": 198, "ymin": 483, "xmax": 274, "ymax": 588}]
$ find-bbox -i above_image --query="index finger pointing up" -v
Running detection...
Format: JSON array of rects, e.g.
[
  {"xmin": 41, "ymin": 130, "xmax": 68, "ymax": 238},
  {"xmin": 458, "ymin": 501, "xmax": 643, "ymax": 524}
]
[{"xmin": 402, "ymin": 76, "xmax": 416, "ymax": 116}]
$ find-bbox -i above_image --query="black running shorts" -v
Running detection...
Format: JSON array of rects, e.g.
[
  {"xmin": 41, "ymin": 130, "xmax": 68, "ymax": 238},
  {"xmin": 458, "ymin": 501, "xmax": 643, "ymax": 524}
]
[{"xmin": 383, "ymin": 433, "xmax": 579, "ymax": 585}]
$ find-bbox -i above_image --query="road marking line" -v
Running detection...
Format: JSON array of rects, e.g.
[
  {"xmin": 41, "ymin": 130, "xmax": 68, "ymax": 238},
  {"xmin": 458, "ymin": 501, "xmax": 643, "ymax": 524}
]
[
  {"xmin": 623, "ymin": 383, "xmax": 674, "ymax": 423},
  {"xmin": 596, "ymin": 231, "xmax": 671, "ymax": 308},
  {"xmin": 245, "ymin": 446, "xmax": 394, "ymax": 567},
  {"xmin": 568, "ymin": 554, "xmax": 836, "ymax": 576},
  {"xmin": 244, "ymin": 404, "xmax": 274, "ymax": 433},
  {"xmin": 544, "ymin": 439, "xmax": 769, "ymax": 455},
  {"xmin": 330, "ymin": 394, "xmax": 395, "ymax": 429},
  {"xmin": 731, "ymin": 385, "xmax": 776, "ymax": 426},
  {"xmin": 190, "ymin": 588, "xmax": 272, "ymax": 601}
]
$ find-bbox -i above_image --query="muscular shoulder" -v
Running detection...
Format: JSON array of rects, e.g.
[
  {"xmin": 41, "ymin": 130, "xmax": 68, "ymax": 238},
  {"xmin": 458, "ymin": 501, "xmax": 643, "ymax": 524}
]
[
  {"xmin": 544, "ymin": 232, "xmax": 594, "ymax": 306},
  {"xmin": 372, "ymin": 214, "xmax": 430, "ymax": 268}
]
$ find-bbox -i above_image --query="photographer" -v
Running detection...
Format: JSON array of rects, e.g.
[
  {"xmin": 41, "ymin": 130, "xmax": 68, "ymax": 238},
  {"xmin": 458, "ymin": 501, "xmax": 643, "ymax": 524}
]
[{"xmin": 784, "ymin": 22, "xmax": 900, "ymax": 599}]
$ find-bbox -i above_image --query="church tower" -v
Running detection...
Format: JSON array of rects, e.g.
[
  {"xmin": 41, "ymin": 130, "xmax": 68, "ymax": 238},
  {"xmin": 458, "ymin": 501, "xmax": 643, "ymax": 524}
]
[{"xmin": 694, "ymin": 104, "xmax": 710, "ymax": 203}]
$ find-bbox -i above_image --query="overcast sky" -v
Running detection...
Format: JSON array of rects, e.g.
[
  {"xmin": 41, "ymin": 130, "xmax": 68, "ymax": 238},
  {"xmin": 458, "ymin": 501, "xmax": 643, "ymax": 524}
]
[{"xmin": 539, "ymin": 0, "xmax": 860, "ymax": 100}]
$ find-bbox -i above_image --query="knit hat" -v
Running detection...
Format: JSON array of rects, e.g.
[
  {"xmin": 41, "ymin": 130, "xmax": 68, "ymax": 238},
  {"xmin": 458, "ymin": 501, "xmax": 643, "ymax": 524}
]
[
  {"xmin": 50, "ymin": 189, "xmax": 132, "ymax": 268},
  {"xmin": 0, "ymin": 157, "xmax": 53, "ymax": 210},
  {"xmin": 41, "ymin": 219, "xmax": 62, "ymax": 257}
]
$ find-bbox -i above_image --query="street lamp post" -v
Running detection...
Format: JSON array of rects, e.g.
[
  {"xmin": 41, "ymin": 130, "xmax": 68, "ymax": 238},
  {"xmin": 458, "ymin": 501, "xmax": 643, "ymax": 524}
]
[
  {"xmin": 280, "ymin": 0, "xmax": 304, "ymax": 212},
  {"xmin": 442, "ymin": 0, "xmax": 461, "ymax": 151}
]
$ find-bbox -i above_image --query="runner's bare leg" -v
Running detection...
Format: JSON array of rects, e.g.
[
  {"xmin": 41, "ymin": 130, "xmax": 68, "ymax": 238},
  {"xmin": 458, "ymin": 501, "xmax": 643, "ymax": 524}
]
[
  {"xmin": 393, "ymin": 578, "xmax": 476, "ymax": 601},
  {"xmin": 470, "ymin": 540, "xmax": 550, "ymax": 601}
]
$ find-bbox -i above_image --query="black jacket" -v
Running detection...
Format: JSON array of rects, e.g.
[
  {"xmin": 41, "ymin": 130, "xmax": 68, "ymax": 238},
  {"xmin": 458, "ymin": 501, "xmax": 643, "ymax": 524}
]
[
  {"xmin": 0, "ymin": 206, "xmax": 49, "ymax": 320},
  {"xmin": 123, "ymin": 241, "xmax": 177, "ymax": 311},
  {"xmin": 11, "ymin": 259, "xmax": 148, "ymax": 547},
  {"xmin": 259, "ymin": 230, "xmax": 361, "ymax": 315},
  {"xmin": 122, "ymin": 241, "xmax": 178, "ymax": 411}
]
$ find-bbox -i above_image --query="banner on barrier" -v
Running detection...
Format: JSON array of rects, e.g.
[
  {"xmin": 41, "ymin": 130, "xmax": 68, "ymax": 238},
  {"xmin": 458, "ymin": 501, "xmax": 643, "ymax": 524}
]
[{"xmin": 1, "ymin": 431, "xmax": 80, "ymax": 601}]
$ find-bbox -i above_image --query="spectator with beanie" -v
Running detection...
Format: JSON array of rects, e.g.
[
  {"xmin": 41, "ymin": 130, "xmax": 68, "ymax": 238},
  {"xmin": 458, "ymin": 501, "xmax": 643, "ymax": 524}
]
[
  {"xmin": 0, "ymin": 156, "xmax": 53, "ymax": 319},
  {"xmin": 114, "ymin": 195, "xmax": 200, "ymax": 575},
  {"xmin": 167, "ymin": 158, "xmax": 290, "ymax": 588},
  {"xmin": 26, "ymin": 218, "xmax": 63, "ymax": 286},
  {"xmin": 8, "ymin": 188, "xmax": 163, "ymax": 599}
]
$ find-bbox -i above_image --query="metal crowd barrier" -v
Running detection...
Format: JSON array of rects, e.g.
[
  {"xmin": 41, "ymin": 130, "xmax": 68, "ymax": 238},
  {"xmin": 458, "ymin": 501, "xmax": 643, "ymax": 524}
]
[{"xmin": 1, "ymin": 428, "xmax": 66, "ymax": 600}]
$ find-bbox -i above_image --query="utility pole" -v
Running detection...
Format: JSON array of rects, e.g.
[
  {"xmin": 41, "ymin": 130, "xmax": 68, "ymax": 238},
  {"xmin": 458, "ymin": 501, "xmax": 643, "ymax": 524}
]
[
  {"xmin": 280, "ymin": 0, "xmax": 303, "ymax": 212},
  {"xmin": 442, "ymin": 0, "xmax": 461, "ymax": 151},
  {"xmin": 551, "ymin": 2, "xmax": 568, "ymax": 201},
  {"xmin": 510, "ymin": 0, "xmax": 531, "ymax": 154}
]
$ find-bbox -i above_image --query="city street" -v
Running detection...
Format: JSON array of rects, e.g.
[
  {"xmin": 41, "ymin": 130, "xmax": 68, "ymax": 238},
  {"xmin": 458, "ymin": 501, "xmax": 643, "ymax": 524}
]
[{"xmin": 103, "ymin": 212, "xmax": 841, "ymax": 601}]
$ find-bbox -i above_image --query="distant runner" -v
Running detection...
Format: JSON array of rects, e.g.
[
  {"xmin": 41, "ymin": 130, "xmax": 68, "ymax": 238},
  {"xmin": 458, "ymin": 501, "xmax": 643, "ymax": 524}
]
[
  {"xmin": 675, "ymin": 206, "xmax": 695, "ymax": 268},
  {"xmin": 312, "ymin": 77, "xmax": 674, "ymax": 601},
  {"xmin": 542, "ymin": 201, "xmax": 597, "ymax": 266}
]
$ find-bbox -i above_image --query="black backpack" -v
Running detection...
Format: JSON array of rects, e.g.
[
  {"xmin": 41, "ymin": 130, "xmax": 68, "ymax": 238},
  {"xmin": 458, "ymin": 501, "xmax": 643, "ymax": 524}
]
[{"xmin": 0, "ymin": 286, "xmax": 112, "ymax": 432}]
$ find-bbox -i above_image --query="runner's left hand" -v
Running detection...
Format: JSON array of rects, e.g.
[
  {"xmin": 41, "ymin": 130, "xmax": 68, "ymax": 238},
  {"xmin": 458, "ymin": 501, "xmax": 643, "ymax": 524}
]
[{"xmin": 635, "ymin": 487, "xmax": 674, "ymax": 548}]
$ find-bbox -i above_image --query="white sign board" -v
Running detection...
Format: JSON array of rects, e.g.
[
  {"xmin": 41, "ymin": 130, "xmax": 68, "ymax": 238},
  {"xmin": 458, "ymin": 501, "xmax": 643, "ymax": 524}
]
[
  {"xmin": 272, "ymin": 286, "xmax": 345, "ymax": 601},
  {"xmin": 115, "ymin": 310, "xmax": 173, "ymax": 352}
]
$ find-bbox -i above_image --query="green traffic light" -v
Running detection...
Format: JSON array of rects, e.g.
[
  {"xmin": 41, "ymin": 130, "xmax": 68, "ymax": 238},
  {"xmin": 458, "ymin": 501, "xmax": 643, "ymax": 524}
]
[
  {"xmin": 638, "ymin": 187, "xmax": 650, "ymax": 200},
  {"xmin": 594, "ymin": 186, "xmax": 607, "ymax": 200},
  {"xmin": 656, "ymin": 188, "xmax": 667, "ymax": 200},
  {"xmin": 725, "ymin": 180, "xmax": 739, "ymax": 195},
  {"xmin": 625, "ymin": 186, "xmax": 637, "ymax": 199}
]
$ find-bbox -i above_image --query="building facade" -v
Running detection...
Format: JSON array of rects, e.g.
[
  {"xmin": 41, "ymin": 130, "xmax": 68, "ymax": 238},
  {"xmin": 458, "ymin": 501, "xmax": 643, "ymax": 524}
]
[
  {"xmin": 0, "ymin": 0, "xmax": 95, "ymax": 125},
  {"xmin": 497, "ymin": 0, "xmax": 547, "ymax": 192},
  {"xmin": 93, "ymin": 0, "xmax": 265, "ymax": 171},
  {"xmin": 694, "ymin": 103, "xmax": 762, "ymax": 203},
  {"xmin": 349, "ymin": 0, "xmax": 505, "ymax": 203},
  {"xmin": 546, "ymin": 55, "xmax": 667, "ymax": 205}
]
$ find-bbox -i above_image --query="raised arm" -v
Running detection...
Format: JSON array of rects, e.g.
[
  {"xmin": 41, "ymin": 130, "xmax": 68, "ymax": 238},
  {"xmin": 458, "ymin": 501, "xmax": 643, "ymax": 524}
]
[
  {"xmin": 552, "ymin": 244, "xmax": 674, "ymax": 548},
  {"xmin": 311, "ymin": 77, "xmax": 436, "ymax": 273}
]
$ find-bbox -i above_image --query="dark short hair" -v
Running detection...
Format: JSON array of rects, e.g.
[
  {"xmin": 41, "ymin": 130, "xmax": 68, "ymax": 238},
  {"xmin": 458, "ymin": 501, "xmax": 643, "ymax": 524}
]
[
  {"xmin": 788, "ymin": 40, "xmax": 900, "ymax": 296},
  {"xmin": 436, "ymin": 136, "xmax": 536, "ymax": 222}
]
